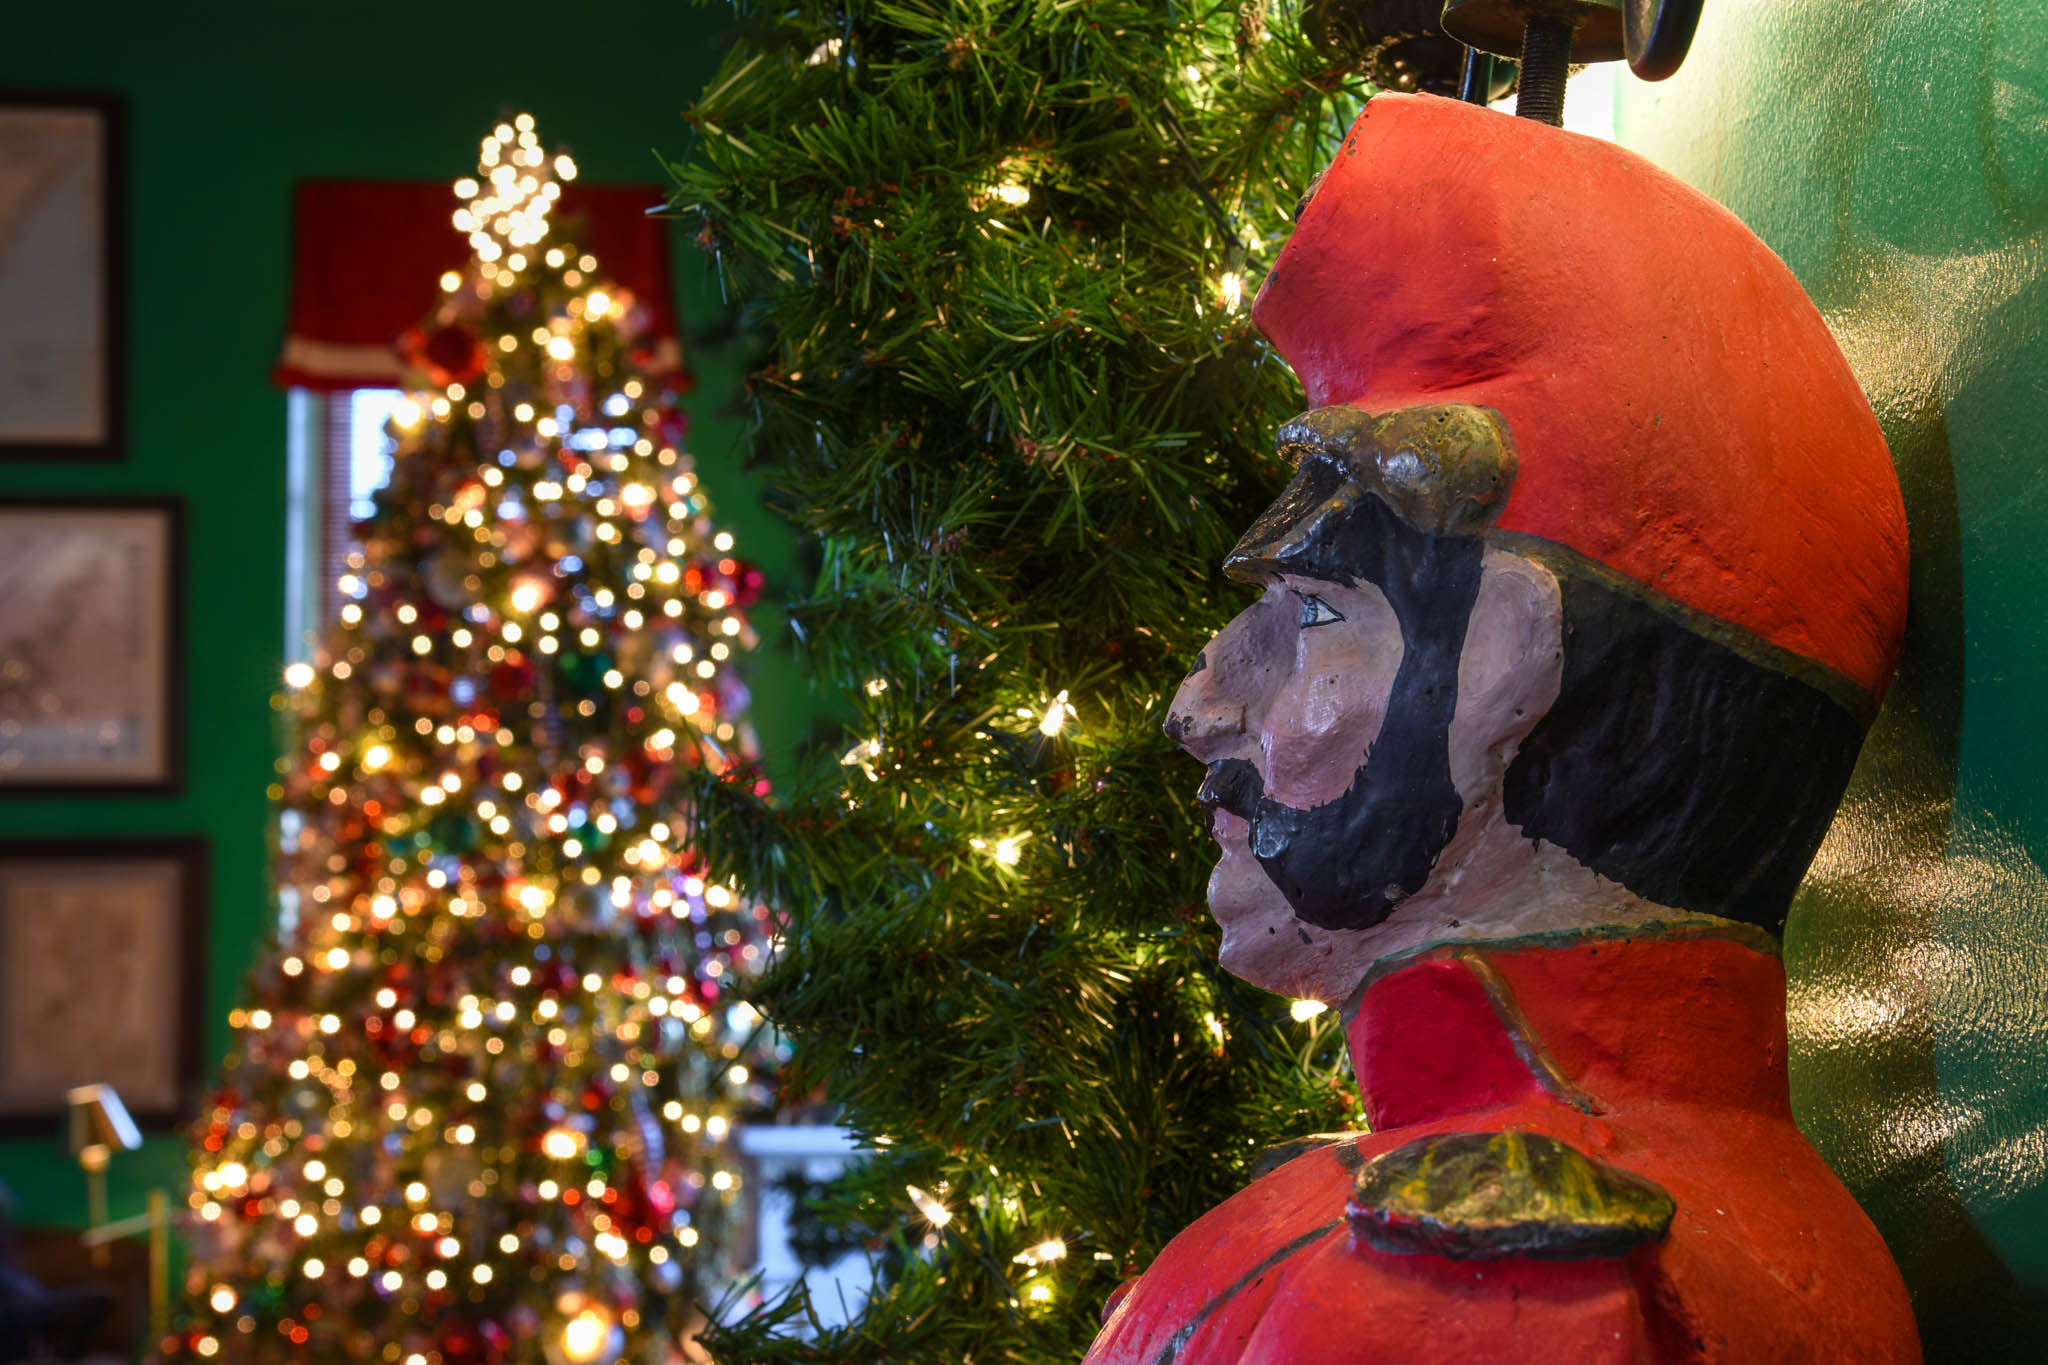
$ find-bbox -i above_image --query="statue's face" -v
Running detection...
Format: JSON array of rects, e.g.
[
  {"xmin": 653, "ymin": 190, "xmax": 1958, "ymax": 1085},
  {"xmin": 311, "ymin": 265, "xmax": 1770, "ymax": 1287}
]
[
  {"xmin": 1172, "ymin": 574, "xmax": 1404, "ymax": 983},
  {"xmin": 1167, "ymin": 549, "xmax": 1566, "ymax": 1002}
]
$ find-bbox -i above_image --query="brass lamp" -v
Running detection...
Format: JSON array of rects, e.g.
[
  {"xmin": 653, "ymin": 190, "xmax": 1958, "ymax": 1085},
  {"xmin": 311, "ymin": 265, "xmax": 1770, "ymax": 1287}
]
[
  {"xmin": 68, "ymin": 1084, "xmax": 173, "ymax": 1338},
  {"xmin": 66, "ymin": 1083, "xmax": 142, "ymax": 1238}
]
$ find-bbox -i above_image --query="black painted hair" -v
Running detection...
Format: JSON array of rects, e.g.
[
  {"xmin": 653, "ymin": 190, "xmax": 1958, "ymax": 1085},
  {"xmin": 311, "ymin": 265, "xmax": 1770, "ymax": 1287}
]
[{"xmin": 1500, "ymin": 556, "xmax": 1866, "ymax": 934}]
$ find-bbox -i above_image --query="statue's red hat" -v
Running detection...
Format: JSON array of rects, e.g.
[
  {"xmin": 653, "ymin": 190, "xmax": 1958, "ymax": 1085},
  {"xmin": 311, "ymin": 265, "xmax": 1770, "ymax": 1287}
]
[{"xmin": 1252, "ymin": 93, "xmax": 1908, "ymax": 703}]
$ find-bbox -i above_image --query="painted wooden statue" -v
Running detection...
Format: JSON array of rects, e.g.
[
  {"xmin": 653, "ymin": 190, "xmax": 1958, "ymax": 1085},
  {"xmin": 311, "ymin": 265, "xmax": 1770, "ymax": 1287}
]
[{"xmin": 1084, "ymin": 93, "xmax": 1921, "ymax": 1363}]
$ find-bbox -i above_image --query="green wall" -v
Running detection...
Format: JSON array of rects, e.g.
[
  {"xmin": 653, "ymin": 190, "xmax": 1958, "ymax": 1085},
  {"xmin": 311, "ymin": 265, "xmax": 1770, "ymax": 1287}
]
[
  {"xmin": 1617, "ymin": 7, "xmax": 2048, "ymax": 1358},
  {"xmin": 0, "ymin": 1, "xmax": 808, "ymax": 1234}
]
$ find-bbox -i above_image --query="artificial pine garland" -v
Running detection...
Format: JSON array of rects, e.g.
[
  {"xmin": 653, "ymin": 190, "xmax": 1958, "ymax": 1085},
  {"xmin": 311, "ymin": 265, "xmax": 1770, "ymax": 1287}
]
[{"xmin": 668, "ymin": 3, "xmax": 1369, "ymax": 1357}]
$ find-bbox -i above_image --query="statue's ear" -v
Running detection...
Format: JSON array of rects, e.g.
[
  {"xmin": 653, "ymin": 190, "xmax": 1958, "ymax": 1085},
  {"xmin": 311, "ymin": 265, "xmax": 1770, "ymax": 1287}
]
[{"xmin": 1447, "ymin": 550, "xmax": 1563, "ymax": 798}]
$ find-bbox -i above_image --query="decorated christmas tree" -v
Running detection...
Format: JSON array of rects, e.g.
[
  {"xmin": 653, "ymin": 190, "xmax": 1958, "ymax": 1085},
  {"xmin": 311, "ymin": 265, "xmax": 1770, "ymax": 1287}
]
[
  {"xmin": 166, "ymin": 115, "xmax": 777, "ymax": 1365},
  {"xmin": 664, "ymin": 2, "xmax": 1398, "ymax": 1358}
]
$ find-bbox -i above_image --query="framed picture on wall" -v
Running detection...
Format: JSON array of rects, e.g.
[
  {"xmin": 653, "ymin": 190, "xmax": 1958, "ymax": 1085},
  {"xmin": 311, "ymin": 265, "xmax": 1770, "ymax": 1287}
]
[
  {"xmin": 0, "ymin": 839, "xmax": 207, "ymax": 1134},
  {"xmin": 0, "ymin": 92, "xmax": 124, "ymax": 460},
  {"xmin": 0, "ymin": 499, "xmax": 182, "ymax": 791}
]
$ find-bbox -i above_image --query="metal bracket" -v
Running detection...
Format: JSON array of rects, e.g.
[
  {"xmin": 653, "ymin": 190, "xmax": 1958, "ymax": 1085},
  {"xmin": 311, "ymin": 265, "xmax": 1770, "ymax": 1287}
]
[
  {"xmin": 1622, "ymin": 0, "xmax": 1704, "ymax": 82},
  {"xmin": 1443, "ymin": 0, "xmax": 1704, "ymax": 123}
]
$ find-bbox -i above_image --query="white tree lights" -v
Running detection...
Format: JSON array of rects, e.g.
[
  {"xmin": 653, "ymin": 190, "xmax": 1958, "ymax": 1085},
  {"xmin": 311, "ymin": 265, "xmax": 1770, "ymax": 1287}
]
[{"xmin": 168, "ymin": 117, "xmax": 779, "ymax": 1365}]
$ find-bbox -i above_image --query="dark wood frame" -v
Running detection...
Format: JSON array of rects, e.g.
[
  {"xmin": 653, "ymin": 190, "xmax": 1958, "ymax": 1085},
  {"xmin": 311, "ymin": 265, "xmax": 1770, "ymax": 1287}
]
[
  {"xmin": 0, "ymin": 837, "xmax": 208, "ymax": 1135},
  {"xmin": 0, "ymin": 90, "xmax": 126, "ymax": 461},
  {"xmin": 0, "ymin": 497, "xmax": 184, "ymax": 794}
]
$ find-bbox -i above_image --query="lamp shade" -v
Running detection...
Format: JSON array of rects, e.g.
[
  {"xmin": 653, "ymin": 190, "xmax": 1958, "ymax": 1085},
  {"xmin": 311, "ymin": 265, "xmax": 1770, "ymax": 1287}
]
[{"xmin": 67, "ymin": 1083, "xmax": 142, "ymax": 1155}]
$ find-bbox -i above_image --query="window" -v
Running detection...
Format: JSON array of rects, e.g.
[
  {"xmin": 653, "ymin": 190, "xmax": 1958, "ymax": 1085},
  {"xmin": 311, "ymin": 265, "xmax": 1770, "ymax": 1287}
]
[{"xmin": 283, "ymin": 387, "xmax": 402, "ymax": 661}]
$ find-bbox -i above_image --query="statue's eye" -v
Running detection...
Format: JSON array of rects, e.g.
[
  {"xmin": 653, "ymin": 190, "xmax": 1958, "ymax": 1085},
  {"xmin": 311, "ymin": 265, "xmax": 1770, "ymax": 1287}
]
[{"xmin": 1297, "ymin": 593, "xmax": 1345, "ymax": 629}]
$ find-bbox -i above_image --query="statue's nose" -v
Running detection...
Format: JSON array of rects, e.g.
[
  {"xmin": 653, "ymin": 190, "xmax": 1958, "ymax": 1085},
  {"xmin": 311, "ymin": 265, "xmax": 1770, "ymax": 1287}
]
[{"xmin": 1164, "ymin": 650, "xmax": 1250, "ymax": 758}]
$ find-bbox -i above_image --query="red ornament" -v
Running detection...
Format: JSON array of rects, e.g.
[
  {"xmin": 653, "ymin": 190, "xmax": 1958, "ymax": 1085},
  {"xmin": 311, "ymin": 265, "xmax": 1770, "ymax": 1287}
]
[
  {"xmin": 437, "ymin": 1314, "xmax": 507, "ymax": 1365},
  {"xmin": 656, "ymin": 410, "xmax": 689, "ymax": 448},
  {"xmin": 736, "ymin": 565, "xmax": 766, "ymax": 606},
  {"xmin": 404, "ymin": 662, "xmax": 453, "ymax": 716},
  {"xmin": 490, "ymin": 652, "xmax": 537, "ymax": 701},
  {"xmin": 400, "ymin": 323, "xmax": 488, "ymax": 388},
  {"xmin": 609, "ymin": 1160, "xmax": 679, "ymax": 1237}
]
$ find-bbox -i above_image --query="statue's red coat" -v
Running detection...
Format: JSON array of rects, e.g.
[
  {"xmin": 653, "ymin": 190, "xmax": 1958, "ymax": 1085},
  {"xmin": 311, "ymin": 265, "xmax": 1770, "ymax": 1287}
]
[{"xmin": 1084, "ymin": 931, "xmax": 1920, "ymax": 1364}]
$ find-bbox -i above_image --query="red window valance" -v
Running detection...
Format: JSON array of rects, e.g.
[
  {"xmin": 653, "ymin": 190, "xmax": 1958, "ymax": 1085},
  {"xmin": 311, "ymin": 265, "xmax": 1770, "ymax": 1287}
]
[{"xmin": 275, "ymin": 179, "xmax": 682, "ymax": 391}]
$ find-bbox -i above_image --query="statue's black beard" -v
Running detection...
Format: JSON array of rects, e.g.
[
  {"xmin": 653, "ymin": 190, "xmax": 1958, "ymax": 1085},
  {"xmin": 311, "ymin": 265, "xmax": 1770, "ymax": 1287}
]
[
  {"xmin": 1195, "ymin": 567, "xmax": 1479, "ymax": 933},
  {"xmin": 1199, "ymin": 708, "xmax": 1465, "ymax": 933}
]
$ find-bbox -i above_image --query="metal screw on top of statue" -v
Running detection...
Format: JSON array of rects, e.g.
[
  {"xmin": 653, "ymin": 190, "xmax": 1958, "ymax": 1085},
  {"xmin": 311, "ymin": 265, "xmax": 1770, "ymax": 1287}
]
[{"xmin": 1436, "ymin": 0, "xmax": 1706, "ymax": 122}]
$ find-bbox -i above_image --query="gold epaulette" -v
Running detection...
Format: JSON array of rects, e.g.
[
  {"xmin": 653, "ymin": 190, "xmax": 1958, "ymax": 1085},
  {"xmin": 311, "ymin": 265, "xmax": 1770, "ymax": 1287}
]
[{"xmin": 1347, "ymin": 1128, "xmax": 1674, "ymax": 1259}]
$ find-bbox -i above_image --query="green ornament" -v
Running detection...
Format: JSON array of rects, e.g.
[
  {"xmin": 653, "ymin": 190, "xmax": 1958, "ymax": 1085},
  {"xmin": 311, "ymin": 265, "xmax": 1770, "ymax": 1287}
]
[
  {"xmin": 556, "ymin": 649, "xmax": 612, "ymax": 692},
  {"xmin": 428, "ymin": 809, "xmax": 480, "ymax": 854},
  {"xmin": 247, "ymin": 1278, "xmax": 287, "ymax": 1315}
]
